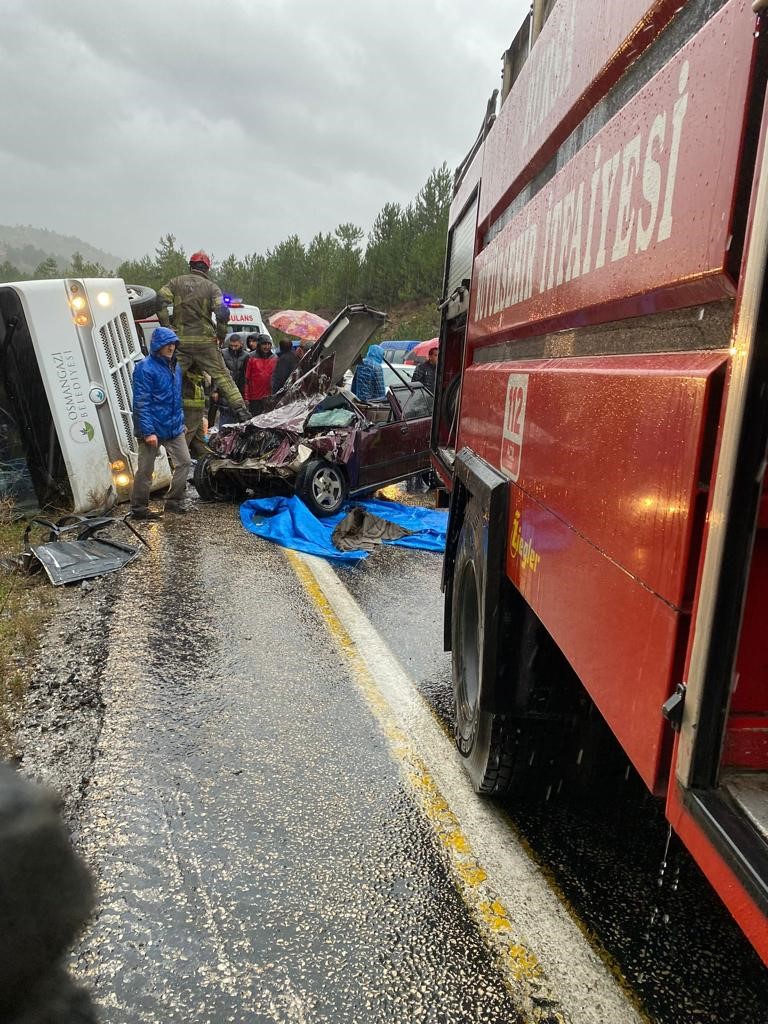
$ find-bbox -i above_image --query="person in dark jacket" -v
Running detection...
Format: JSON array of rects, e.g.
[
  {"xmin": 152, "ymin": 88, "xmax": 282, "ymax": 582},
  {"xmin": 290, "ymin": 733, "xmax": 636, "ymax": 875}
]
[
  {"xmin": 131, "ymin": 327, "xmax": 192, "ymax": 519},
  {"xmin": 216, "ymin": 333, "xmax": 249, "ymax": 426},
  {"xmin": 245, "ymin": 334, "xmax": 277, "ymax": 415},
  {"xmin": 271, "ymin": 339, "xmax": 300, "ymax": 394},
  {"xmin": 413, "ymin": 345, "xmax": 438, "ymax": 393}
]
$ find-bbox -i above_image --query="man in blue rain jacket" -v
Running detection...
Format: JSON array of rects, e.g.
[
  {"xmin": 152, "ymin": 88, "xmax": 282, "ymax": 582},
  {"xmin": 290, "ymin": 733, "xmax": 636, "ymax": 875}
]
[{"xmin": 130, "ymin": 326, "xmax": 192, "ymax": 519}]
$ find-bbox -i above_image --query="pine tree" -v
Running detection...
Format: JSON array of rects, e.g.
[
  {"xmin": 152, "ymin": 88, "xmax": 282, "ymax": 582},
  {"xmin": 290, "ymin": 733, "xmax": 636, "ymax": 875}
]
[{"xmin": 33, "ymin": 257, "xmax": 59, "ymax": 279}]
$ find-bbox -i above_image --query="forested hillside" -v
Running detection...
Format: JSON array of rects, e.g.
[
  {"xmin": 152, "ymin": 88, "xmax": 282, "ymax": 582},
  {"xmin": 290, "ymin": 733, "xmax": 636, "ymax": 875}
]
[
  {"xmin": 0, "ymin": 225, "xmax": 120, "ymax": 276},
  {"xmin": 0, "ymin": 164, "xmax": 451, "ymax": 339}
]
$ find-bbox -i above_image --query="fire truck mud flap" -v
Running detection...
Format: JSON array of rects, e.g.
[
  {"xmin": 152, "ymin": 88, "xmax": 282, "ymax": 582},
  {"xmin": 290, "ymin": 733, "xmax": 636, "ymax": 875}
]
[{"xmin": 443, "ymin": 447, "xmax": 508, "ymax": 715}]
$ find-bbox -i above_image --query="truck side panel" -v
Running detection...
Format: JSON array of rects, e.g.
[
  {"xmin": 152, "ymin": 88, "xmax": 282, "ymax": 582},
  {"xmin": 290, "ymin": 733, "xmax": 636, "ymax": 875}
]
[
  {"xmin": 458, "ymin": 353, "xmax": 726, "ymax": 790},
  {"xmin": 470, "ymin": 0, "xmax": 755, "ymax": 344},
  {"xmin": 478, "ymin": 0, "xmax": 682, "ymax": 229}
]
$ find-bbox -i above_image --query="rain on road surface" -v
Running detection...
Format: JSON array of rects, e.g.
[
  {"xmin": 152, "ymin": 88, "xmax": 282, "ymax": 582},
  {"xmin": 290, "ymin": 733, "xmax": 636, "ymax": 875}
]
[
  {"xmin": 333, "ymin": 547, "xmax": 768, "ymax": 1023},
  {"xmin": 72, "ymin": 503, "xmax": 524, "ymax": 1024},
  {"xmin": 70, "ymin": 501, "xmax": 768, "ymax": 1023}
]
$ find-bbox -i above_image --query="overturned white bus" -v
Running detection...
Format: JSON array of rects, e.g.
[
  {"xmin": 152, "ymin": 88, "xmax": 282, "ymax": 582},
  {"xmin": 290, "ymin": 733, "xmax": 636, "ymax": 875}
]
[{"xmin": 0, "ymin": 278, "xmax": 171, "ymax": 514}]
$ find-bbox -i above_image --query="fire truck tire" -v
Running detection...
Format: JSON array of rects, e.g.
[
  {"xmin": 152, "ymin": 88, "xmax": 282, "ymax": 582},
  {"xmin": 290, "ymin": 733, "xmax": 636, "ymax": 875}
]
[
  {"xmin": 441, "ymin": 376, "xmax": 461, "ymax": 431},
  {"xmin": 193, "ymin": 455, "xmax": 245, "ymax": 503},
  {"xmin": 452, "ymin": 501, "xmax": 518, "ymax": 794}
]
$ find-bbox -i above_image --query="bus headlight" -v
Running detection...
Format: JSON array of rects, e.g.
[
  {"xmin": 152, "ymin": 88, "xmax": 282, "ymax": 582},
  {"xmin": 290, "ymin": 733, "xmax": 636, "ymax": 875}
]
[
  {"xmin": 96, "ymin": 291, "xmax": 112, "ymax": 307},
  {"xmin": 111, "ymin": 459, "xmax": 126, "ymax": 471},
  {"xmin": 70, "ymin": 294, "xmax": 87, "ymax": 311},
  {"xmin": 114, "ymin": 472, "xmax": 131, "ymax": 487}
]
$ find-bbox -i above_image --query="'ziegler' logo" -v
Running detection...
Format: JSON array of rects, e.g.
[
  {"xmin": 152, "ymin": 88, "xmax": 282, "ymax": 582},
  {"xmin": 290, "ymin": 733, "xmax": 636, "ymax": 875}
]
[
  {"xmin": 501, "ymin": 373, "xmax": 527, "ymax": 481},
  {"xmin": 510, "ymin": 510, "xmax": 540, "ymax": 573}
]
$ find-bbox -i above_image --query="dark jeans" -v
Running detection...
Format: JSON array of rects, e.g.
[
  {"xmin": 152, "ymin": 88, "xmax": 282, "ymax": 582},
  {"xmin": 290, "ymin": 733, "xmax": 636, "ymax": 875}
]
[{"xmin": 131, "ymin": 434, "xmax": 191, "ymax": 510}]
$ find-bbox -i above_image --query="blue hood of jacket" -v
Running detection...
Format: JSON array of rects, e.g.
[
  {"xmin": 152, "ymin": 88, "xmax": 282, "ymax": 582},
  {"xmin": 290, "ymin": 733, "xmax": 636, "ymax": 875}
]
[
  {"xmin": 150, "ymin": 326, "xmax": 179, "ymax": 354},
  {"xmin": 365, "ymin": 344, "xmax": 385, "ymax": 365}
]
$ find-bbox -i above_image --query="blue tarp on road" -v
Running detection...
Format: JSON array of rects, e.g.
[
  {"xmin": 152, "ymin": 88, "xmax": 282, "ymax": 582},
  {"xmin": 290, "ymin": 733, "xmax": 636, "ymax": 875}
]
[{"xmin": 239, "ymin": 495, "xmax": 448, "ymax": 563}]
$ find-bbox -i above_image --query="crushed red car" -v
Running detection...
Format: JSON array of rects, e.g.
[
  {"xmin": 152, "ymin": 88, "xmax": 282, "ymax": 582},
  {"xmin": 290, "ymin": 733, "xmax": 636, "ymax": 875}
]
[{"xmin": 193, "ymin": 305, "xmax": 433, "ymax": 516}]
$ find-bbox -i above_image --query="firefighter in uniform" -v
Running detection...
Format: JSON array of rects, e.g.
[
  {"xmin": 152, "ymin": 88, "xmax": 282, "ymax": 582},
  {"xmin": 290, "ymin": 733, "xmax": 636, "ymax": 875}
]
[{"xmin": 156, "ymin": 250, "xmax": 250, "ymax": 422}]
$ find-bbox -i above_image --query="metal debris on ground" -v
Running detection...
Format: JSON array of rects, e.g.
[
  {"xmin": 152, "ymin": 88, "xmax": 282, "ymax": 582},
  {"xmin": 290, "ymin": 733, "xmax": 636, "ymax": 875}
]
[{"xmin": 3, "ymin": 512, "xmax": 148, "ymax": 586}]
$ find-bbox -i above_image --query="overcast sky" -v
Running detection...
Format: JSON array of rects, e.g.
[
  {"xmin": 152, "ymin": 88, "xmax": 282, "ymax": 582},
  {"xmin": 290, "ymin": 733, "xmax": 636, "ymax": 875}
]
[{"xmin": 1, "ymin": 0, "xmax": 529, "ymax": 263}]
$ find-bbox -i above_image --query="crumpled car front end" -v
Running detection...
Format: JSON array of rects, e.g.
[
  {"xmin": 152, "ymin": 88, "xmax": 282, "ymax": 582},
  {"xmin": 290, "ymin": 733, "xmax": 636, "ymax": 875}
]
[
  {"xmin": 195, "ymin": 304, "xmax": 389, "ymax": 505},
  {"xmin": 210, "ymin": 354, "xmax": 364, "ymax": 482}
]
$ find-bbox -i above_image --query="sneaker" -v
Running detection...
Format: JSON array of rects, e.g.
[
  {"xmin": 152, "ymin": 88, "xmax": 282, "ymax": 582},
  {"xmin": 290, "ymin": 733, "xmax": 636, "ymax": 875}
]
[
  {"xmin": 130, "ymin": 507, "xmax": 163, "ymax": 521},
  {"xmin": 164, "ymin": 500, "xmax": 195, "ymax": 514}
]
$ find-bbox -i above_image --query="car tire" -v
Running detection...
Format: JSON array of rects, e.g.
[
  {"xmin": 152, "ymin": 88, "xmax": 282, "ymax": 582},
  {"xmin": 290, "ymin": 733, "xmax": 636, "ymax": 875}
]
[
  {"xmin": 125, "ymin": 284, "xmax": 159, "ymax": 320},
  {"xmin": 296, "ymin": 459, "xmax": 348, "ymax": 517},
  {"xmin": 452, "ymin": 500, "xmax": 566, "ymax": 797},
  {"xmin": 193, "ymin": 454, "xmax": 245, "ymax": 503}
]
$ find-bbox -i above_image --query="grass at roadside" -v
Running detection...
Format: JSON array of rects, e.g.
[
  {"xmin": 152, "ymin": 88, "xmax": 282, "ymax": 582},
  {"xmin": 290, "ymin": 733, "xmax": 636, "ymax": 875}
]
[{"xmin": 0, "ymin": 508, "xmax": 54, "ymax": 759}]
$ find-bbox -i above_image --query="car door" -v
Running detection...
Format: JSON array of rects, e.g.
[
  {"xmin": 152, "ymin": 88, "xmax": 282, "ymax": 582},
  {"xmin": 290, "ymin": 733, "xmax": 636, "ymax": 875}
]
[{"xmin": 355, "ymin": 385, "xmax": 433, "ymax": 489}]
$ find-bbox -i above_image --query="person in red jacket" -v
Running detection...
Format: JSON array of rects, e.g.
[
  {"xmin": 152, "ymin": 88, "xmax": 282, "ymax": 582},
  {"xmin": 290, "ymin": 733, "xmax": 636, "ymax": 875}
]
[{"xmin": 244, "ymin": 334, "xmax": 277, "ymax": 415}]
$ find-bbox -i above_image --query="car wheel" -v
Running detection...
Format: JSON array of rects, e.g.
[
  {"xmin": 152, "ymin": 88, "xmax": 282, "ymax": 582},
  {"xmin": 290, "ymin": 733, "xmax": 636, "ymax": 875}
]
[
  {"xmin": 193, "ymin": 454, "xmax": 244, "ymax": 503},
  {"xmin": 297, "ymin": 460, "xmax": 348, "ymax": 517},
  {"xmin": 125, "ymin": 284, "xmax": 158, "ymax": 320}
]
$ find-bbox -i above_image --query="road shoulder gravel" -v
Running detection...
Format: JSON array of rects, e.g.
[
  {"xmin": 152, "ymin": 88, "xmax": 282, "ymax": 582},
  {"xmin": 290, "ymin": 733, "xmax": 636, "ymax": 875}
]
[{"xmin": 14, "ymin": 574, "xmax": 115, "ymax": 835}]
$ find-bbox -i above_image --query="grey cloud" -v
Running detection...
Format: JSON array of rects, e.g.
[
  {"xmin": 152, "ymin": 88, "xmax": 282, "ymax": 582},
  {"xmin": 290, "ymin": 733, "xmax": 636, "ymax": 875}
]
[{"xmin": 1, "ymin": 0, "xmax": 528, "ymax": 260}]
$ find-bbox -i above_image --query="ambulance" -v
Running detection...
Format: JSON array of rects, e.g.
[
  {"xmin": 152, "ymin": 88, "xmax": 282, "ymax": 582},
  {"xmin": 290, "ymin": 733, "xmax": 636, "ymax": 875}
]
[{"xmin": 135, "ymin": 296, "xmax": 271, "ymax": 351}]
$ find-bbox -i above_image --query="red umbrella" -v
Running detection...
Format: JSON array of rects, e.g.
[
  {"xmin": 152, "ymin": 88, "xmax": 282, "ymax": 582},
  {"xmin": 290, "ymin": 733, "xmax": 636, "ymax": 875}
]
[
  {"xmin": 268, "ymin": 309, "xmax": 329, "ymax": 342},
  {"xmin": 404, "ymin": 338, "xmax": 439, "ymax": 364}
]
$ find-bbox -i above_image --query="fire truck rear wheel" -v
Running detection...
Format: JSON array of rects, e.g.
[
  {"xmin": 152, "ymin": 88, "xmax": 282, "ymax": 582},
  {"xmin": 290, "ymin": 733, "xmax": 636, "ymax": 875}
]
[
  {"xmin": 441, "ymin": 376, "xmax": 461, "ymax": 432},
  {"xmin": 452, "ymin": 502, "xmax": 518, "ymax": 795}
]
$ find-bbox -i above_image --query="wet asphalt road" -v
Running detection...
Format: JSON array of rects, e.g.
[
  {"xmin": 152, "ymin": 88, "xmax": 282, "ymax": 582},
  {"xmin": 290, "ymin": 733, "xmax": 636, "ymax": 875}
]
[
  {"xmin": 69, "ymin": 496, "xmax": 768, "ymax": 1023},
  {"xmin": 72, "ymin": 502, "xmax": 522, "ymax": 1024},
  {"xmin": 331, "ymin": 534, "xmax": 768, "ymax": 1024}
]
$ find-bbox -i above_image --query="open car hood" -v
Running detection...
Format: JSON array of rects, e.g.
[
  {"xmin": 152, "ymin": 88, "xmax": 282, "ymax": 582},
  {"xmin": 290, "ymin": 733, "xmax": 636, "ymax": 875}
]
[
  {"xmin": 298, "ymin": 304, "xmax": 387, "ymax": 383},
  {"xmin": 210, "ymin": 304, "xmax": 388, "ymax": 470}
]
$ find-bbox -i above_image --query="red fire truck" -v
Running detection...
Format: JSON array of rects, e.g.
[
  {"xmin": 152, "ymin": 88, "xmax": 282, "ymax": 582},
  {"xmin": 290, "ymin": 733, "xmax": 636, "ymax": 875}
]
[{"xmin": 432, "ymin": 0, "xmax": 768, "ymax": 966}]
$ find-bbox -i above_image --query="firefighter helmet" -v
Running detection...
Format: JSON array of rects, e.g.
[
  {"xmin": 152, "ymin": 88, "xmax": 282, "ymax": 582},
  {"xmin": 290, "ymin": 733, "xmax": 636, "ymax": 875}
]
[{"xmin": 189, "ymin": 250, "xmax": 211, "ymax": 269}]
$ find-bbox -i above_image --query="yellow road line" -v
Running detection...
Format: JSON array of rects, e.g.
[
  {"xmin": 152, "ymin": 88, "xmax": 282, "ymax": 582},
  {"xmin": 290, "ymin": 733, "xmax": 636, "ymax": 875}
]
[{"xmin": 286, "ymin": 549, "xmax": 568, "ymax": 1024}]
